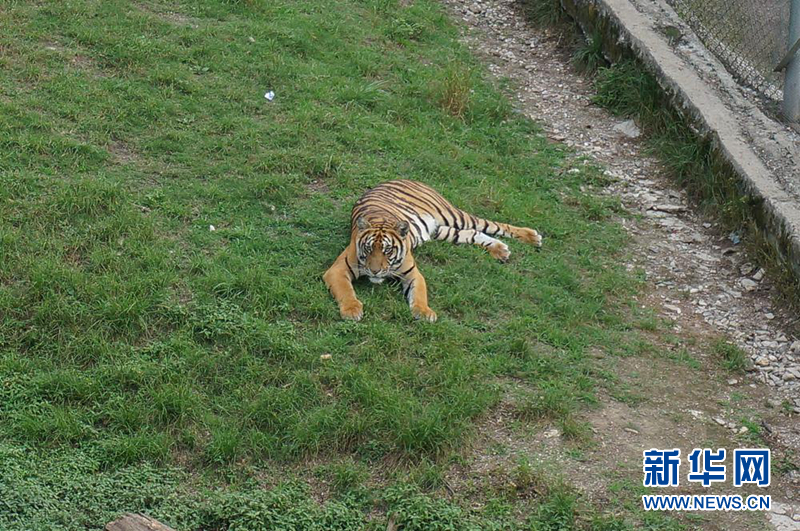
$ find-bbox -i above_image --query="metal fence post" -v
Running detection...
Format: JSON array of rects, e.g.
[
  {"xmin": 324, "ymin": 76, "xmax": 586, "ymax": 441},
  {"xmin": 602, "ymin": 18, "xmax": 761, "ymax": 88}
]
[{"xmin": 784, "ymin": 0, "xmax": 800, "ymax": 121}]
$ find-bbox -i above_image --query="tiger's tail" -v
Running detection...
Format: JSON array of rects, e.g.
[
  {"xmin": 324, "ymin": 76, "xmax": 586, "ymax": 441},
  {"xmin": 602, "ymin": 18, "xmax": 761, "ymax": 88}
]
[{"xmin": 465, "ymin": 211, "xmax": 543, "ymax": 247}]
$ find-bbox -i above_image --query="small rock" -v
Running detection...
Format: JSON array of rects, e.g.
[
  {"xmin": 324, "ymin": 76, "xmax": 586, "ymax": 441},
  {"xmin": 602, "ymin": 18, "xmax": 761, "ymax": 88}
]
[
  {"xmin": 755, "ymin": 357, "xmax": 770, "ymax": 367},
  {"xmin": 652, "ymin": 204, "xmax": 686, "ymax": 213},
  {"xmin": 739, "ymin": 278, "xmax": 758, "ymax": 291},
  {"xmin": 713, "ymin": 417, "xmax": 727, "ymax": 426},
  {"xmin": 623, "ymin": 427, "xmax": 640, "ymax": 435},
  {"xmin": 737, "ymin": 426, "xmax": 748, "ymax": 435},
  {"xmin": 613, "ymin": 119, "xmax": 641, "ymax": 138},
  {"xmin": 543, "ymin": 428, "xmax": 560, "ymax": 438},
  {"xmin": 752, "ymin": 268, "xmax": 766, "ymax": 281},
  {"xmin": 766, "ymin": 399, "xmax": 782, "ymax": 409},
  {"xmin": 209, "ymin": 225, "xmax": 216, "ymax": 231},
  {"xmin": 320, "ymin": 354, "xmax": 332, "ymax": 361},
  {"xmin": 663, "ymin": 304, "xmax": 681, "ymax": 314},
  {"xmin": 790, "ymin": 340, "xmax": 800, "ymax": 352},
  {"xmin": 765, "ymin": 312, "xmax": 775, "ymax": 320},
  {"xmin": 681, "ymin": 232, "xmax": 704, "ymax": 243},
  {"xmin": 770, "ymin": 503, "xmax": 788, "ymax": 516},
  {"xmin": 727, "ymin": 378, "xmax": 738, "ymax": 385},
  {"xmin": 783, "ymin": 372, "xmax": 797, "ymax": 381}
]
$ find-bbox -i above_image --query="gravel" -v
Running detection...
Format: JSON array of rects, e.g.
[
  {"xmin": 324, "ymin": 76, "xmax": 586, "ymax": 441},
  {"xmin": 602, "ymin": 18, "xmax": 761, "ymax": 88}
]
[{"xmin": 441, "ymin": 0, "xmax": 800, "ymax": 462}]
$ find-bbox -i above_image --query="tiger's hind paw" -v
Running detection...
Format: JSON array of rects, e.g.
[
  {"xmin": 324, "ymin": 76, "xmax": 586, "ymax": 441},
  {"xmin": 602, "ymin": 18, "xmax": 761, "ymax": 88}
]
[
  {"xmin": 517, "ymin": 228, "xmax": 543, "ymax": 247},
  {"xmin": 488, "ymin": 242, "xmax": 511, "ymax": 262}
]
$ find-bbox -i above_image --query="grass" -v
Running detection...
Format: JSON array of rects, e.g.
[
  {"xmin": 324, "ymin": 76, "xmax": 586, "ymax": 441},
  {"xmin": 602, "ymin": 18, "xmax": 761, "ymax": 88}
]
[
  {"xmin": 0, "ymin": 0, "xmax": 666, "ymax": 528},
  {"xmin": 516, "ymin": 0, "xmax": 568, "ymax": 28},
  {"xmin": 711, "ymin": 338, "xmax": 749, "ymax": 373},
  {"xmin": 572, "ymin": 29, "xmax": 608, "ymax": 75}
]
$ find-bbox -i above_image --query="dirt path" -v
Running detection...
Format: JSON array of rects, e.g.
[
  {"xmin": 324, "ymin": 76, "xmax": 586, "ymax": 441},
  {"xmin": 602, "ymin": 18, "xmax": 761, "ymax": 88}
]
[{"xmin": 439, "ymin": 0, "xmax": 800, "ymax": 528}]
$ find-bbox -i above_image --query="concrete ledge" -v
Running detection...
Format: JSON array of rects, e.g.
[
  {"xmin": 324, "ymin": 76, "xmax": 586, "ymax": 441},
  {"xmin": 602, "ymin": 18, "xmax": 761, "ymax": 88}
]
[{"xmin": 559, "ymin": 0, "xmax": 800, "ymax": 283}]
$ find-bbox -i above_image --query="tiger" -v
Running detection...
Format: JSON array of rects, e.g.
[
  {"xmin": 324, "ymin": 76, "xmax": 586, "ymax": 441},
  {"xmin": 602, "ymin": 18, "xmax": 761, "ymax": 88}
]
[{"xmin": 323, "ymin": 179, "xmax": 543, "ymax": 322}]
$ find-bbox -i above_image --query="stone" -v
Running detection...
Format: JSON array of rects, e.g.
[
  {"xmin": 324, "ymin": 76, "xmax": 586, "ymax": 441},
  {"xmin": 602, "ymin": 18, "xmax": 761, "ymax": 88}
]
[
  {"xmin": 727, "ymin": 378, "xmax": 738, "ymax": 385},
  {"xmin": 543, "ymin": 428, "xmax": 560, "ymax": 438},
  {"xmin": 713, "ymin": 417, "xmax": 727, "ymax": 426},
  {"xmin": 613, "ymin": 119, "xmax": 641, "ymax": 138},
  {"xmin": 739, "ymin": 278, "xmax": 758, "ymax": 291},
  {"xmin": 752, "ymin": 268, "xmax": 766, "ymax": 281},
  {"xmin": 770, "ymin": 502, "xmax": 788, "ymax": 515}
]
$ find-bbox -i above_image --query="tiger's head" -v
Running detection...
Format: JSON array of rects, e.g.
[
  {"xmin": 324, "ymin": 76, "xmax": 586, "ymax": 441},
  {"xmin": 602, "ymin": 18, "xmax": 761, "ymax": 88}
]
[{"xmin": 354, "ymin": 217, "xmax": 410, "ymax": 283}]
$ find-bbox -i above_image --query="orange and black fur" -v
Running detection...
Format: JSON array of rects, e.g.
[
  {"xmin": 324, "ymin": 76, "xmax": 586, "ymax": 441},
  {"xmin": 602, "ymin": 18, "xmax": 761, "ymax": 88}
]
[{"xmin": 323, "ymin": 180, "xmax": 542, "ymax": 322}]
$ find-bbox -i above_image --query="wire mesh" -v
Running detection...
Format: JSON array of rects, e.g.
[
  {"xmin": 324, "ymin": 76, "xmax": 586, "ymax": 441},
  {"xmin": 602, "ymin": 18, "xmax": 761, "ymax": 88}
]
[{"xmin": 666, "ymin": 0, "xmax": 791, "ymax": 101}]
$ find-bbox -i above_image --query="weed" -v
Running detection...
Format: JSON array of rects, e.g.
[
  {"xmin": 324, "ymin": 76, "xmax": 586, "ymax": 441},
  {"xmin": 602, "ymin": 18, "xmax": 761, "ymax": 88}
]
[
  {"xmin": 775, "ymin": 450, "xmax": 799, "ymax": 475},
  {"xmin": 515, "ymin": 383, "xmax": 576, "ymax": 421},
  {"xmin": 711, "ymin": 339, "xmax": 749, "ymax": 372},
  {"xmin": 559, "ymin": 416, "xmax": 592, "ymax": 442},
  {"xmin": 517, "ymin": 0, "xmax": 568, "ymax": 28},
  {"xmin": 315, "ymin": 459, "xmax": 369, "ymax": 494},
  {"xmin": 434, "ymin": 62, "xmax": 472, "ymax": 118},
  {"xmin": 663, "ymin": 347, "xmax": 701, "ymax": 370},
  {"xmin": 739, "ymin": 418, "xmax": 765, "ymax": 444},
  {"xmin": 573, "ymin": 29, "xmax": 608, "ymax": 74}
]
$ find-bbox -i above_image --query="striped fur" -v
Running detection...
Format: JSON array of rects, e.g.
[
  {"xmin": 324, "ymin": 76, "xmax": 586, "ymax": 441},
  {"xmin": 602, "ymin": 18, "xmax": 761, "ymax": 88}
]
[{"xmin": 323, "ymin": 180, "xmax": 542, "ymax": 322}]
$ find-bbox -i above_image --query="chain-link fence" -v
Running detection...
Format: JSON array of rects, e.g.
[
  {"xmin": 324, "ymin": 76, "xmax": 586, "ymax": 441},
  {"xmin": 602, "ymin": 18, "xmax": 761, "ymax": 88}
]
[{"xmin": 666, "ymin": 0, "xmax": 790, "ymax": 102}]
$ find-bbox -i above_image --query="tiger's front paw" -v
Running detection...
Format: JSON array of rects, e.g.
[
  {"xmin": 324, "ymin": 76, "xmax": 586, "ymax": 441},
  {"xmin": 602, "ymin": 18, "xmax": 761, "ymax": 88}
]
[
  {"xmin": 518, "ymin": 228, "xmax": 543, "ymax": 247},
  {"xmin": 412, "ymin": 305, "xmax": 437, "ymax": 323},
  {"xmin": 488, "ymin": 242, "xmax": 511, "ymax": 262},
  {"xmin": 340, "ymin": 299, "xmax": 364, "ymax": 321}
]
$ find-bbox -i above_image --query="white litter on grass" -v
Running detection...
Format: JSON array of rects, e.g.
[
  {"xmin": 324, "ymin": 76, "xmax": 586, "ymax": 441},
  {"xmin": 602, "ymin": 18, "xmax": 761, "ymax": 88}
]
[
  {"xmin": 209, "ymin": 225, "xmax": 216, "ymax": 231},
  {"xmin": 264, "ymin": 90, "xmax": 275, "ymax": 101}
]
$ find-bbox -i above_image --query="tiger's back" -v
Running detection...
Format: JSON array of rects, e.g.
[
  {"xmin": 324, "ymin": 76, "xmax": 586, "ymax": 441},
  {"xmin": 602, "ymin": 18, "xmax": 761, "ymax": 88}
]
[
  {"xmin": 352, "ymin": 179, "xmax": 542, "ymax": 252},
  {"xmin": 352, "ymin": 180, "xmax": 454, "ymax": 248}
]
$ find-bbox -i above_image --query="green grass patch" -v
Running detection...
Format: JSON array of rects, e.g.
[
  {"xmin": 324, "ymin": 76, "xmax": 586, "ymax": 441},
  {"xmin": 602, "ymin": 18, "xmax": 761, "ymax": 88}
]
[
  {"xmin": 0, "ymin": 0, "xmax": 659, "ymax": 527},
  {"xmin": 711, "ymin": 338, "xmax": 749, "ymax": 373},
  {"xmin": 516, "ymin": 0, "xmax": 569, "ymax": 28}
]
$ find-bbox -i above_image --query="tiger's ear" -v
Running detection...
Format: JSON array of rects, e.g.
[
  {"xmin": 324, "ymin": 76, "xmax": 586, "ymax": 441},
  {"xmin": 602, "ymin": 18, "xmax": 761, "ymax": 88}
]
[
  {"xmin": 395, "ymin": 220, "xmax": 409, "ymax": 237},
  {"xmin": 355, "ymin": 217, "xmax": 370, "ymax": 231}
]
